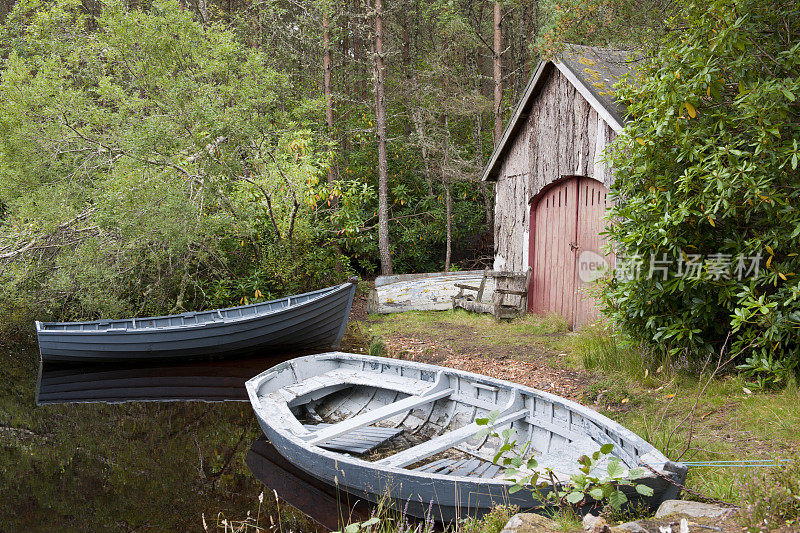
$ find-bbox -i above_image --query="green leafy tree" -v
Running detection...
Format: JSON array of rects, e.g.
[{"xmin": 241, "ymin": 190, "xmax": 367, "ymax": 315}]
[
  {"xmin": 0, "ymin": 0, "xmax": 347, "ymax": 332},
  {"xmin": 604, "ymin": 0, "xmax": 800, "ymax": 381}
]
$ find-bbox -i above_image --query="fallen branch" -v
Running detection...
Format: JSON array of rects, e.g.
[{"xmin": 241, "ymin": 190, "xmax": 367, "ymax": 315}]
[{"xmin": 0, "ymin": 206, "xmax": 98, "ymax": 260}]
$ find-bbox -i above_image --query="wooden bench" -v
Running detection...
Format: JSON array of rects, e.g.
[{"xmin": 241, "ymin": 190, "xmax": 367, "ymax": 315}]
[{"xmin": 452, "ymin": 267, "xmax": 532, "ymax": 320}]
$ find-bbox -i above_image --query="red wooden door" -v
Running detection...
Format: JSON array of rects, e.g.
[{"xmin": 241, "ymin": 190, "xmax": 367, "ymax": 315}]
[
  {"xmin": 528, "ymin": 177, "xmax": 611, "ymax": 329},
  {"xmin": 573, "ymin": 179, "xmax": 613, "ymax": 326},
  {"xmin": 528, "ymin": 179, "xmax": 579, "ymax": 326}
]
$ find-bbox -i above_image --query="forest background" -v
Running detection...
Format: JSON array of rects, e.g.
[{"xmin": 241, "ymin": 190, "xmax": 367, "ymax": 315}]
[
  {"xmin": 0, "ymin": 0, "xmax": 797, "ymax": 383},
  {"xmin": 0, "ymin": 0, "xmax": 661, "ymax": 334}
]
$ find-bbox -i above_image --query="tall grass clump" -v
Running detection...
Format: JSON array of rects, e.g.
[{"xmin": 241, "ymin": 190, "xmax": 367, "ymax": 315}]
[
  {"xmin": 369, "ymin": 337, "xmax": 388, "ymax": 357},
  {"xmin": 571, "ymin": 325, "xmax": 662, "ymax": 382},
  {"xmin": 459, "ymin": 505, "xmax": 517, "ymax": 533}
]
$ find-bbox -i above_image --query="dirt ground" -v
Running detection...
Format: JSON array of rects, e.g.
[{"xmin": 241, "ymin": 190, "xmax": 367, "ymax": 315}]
[{"xmin": 342, "ymin": 288, "xmax": 592, "ymax": 402}]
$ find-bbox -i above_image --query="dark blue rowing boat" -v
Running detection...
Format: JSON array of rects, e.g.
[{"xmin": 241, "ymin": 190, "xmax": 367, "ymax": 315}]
[{"xmin": 36, "ymin": 281, "xmax": 357, "ymax": 363}]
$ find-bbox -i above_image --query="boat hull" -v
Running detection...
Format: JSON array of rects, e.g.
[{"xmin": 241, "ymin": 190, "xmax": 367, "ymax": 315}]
[
  {"xmin": 36, "ymin": 282, "xmax": 357, "ymax": 363},
  {"xmin": 246, "ymin": 353, "xmax": 688, "ymax": 523}
]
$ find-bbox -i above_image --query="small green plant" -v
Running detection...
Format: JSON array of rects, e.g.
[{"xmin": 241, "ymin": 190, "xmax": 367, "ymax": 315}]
[
  {"xmin": 601, "ymin": 499, "xmax": 652, "ymax": 524},
  {"xmin": 476, "ymin": 412, "xmax": 653, "ymax": 511},
  {"xmin": 369, "ymin": 337, "xmax": 388, "ymax": 357},
  {"xmin": 736, "ymin": 352, "xmax": 798, "ymax": 391},
  {"xmin": 333, "ymin": 517, "xmax": 381, "ymax": 533},
  {"xmin": 459, "ymin": 505, "xmax": 517, "ymax": 533}
]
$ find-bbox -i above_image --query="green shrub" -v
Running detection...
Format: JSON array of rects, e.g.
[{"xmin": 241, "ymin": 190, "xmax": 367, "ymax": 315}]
[
  {"xmin": 604, "ymin": 0, "xmax": 800, "ymax": 377},
  {"xmin": 0, "ymin": 0, "xmax": 353, "ymax": 334}
]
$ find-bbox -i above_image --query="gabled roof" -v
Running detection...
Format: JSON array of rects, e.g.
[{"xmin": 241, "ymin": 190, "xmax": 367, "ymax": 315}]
[{"xmin": 481, "ymin": 44, "xmax": 636, "ymax": 182}]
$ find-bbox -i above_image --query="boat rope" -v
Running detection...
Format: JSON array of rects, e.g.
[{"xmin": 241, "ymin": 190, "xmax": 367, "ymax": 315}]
[{"xmin": 640, "ymin": 459, "xmax": 789, "ymax": 467}]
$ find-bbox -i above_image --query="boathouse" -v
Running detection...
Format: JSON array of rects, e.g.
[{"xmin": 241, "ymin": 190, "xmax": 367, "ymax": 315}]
[{"xmin": 481, "ymin": 45, "xmax": 633, "ymax": 328}]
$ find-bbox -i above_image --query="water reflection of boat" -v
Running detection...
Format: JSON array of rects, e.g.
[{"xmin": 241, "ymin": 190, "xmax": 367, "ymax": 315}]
[
  {"xmin": 36, "ymin": 356, "xmax": 293, "ymax": 404},
  {"xmin": 35, "ymin": 281, "xmax": 358, "ymax": 363},
  {"xmin": 246, "ymin": 437, "xmax": 371, "ymax": 532},
  {"xmin": 246, "ymin": 353, "xmax": 688, "ymax": 523}
]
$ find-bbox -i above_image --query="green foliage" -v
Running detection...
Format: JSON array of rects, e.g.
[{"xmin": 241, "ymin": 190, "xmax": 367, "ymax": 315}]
[
  {"xmin": 736, "ymin": 352, "xmax": 798, "ymax": 391},
  {"xmin": 229, "ymin": 0, "xmax": 494, "ymax": 276},
  {"xmin": 0, "ymin": 0, "xmax": 352, "ymax": 331},
  {"xmin": 604, "ymin": 0, "xmax": 800, "ymax": 373},
  {"xmin": 538, "ymin": 0, "xmax": 675, "ymax": 56},
  {"xmin": 475, "ymin": 414, "xmax": 653, "ymax": 511},
  {"xmin": 368, "ymin": 337, "xmax": 388, "ymax": 358}
]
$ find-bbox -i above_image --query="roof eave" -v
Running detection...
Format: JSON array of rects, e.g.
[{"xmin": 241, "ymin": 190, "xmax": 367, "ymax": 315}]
[
  {"xmin": 481, "ymin": 61, "xmax": 552, "ymax": 182},
  {"xmin": 553, "ymin": 61, "xmax": 625, "ymax": 134},
  {"xmin": 481, "ymin": 55, "xmax": 627, "ymax": 183}
]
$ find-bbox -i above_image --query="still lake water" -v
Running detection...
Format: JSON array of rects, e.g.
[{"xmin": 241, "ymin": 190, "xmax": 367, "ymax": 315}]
[{"xmin": 1, "ymin": 345, "xmax": 374, "ymax": 532}]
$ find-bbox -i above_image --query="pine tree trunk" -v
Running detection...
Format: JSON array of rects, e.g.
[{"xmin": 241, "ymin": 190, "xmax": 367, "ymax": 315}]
[
  {"xmin": 443, "ymin": 115, "xmax": 453, "ymax": 272},
  {"xmin": 444, "ymin": 178, "xmax": 452, "ymax": 272},
  {"xmin": 197, "ymin": 0, "xmax": 209, "ymax": 23},
  {"xmin": 374, "ymin": 0, "xmax": 393, "ymax": 275},
  {"xmin": 353, "ymin": 0, "xmax": 366, "ymax": 99},
  {"xmin": 323, "ymin": 10, "xmax": 335, "ymax": 187},
  {"xmin": 493, "ymin": 0, "xmax": 503, "ymax": 145}
]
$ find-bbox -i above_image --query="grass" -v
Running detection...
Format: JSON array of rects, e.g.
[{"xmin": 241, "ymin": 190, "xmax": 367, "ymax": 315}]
[
  {"xmin": 738, "ymin": 455, "xmax": 800, "ymax": 531},
  {"xmin": 567, "ymin": 325, "xmax": 800, "ymax": 510},
  {"xmin": 365, "ymin": 310, "xmax": 568, "ymax": 357},
  {"xmin": 368, "ymin": 309, "xmax": 566, "ymax": 336},
  {"xmin": 569, "ymin": 323, "xmax": 670, "ymax": 386}
]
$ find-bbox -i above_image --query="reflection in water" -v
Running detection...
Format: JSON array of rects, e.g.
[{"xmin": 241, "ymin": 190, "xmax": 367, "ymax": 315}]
[
  {"xmin": 246, "ymin": 437, "xmax": 373, "ymax": 532},
  {"xmin": 29, "ymin": 351, "xmax": 380, "ymax": 531},
  {"xmin": 36, "ymin": 353, "xmax": 306, "ymax": 404}
]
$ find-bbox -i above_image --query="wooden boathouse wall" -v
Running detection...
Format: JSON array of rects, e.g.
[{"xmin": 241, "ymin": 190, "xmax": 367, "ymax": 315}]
[
  {"xmin": 483, "ymin": 46, "xmax": 631, "ymax": 328},
  {"xmin": 493, "ymin": 65, "xmax": 617, "ymax": 275}
]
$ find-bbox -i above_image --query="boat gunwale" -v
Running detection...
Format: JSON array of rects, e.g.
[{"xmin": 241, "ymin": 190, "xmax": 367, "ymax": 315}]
[
  {"xmin": 246, "ymin": 352, "xmax": 681, "ymax": 486},
  {"xmin": 35, "ymin": 282, "xmax": 354, "ymax": 335}
]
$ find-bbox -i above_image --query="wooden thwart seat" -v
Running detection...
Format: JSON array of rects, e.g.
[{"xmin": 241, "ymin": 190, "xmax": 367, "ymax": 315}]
[
  {"xmin": 282, "ymin": 368, "xmax": 432, "ymax": 407},
  {"xmin": 452, "ymin": 267, "xmax": 532, "ymax": 320},
  {"xmin": 376, "ymin": 409, "xmax": 528, "ymax": 469},
  {"xmin": 413, "ymin": 457, "xmax": 502, "ymax": 478}
]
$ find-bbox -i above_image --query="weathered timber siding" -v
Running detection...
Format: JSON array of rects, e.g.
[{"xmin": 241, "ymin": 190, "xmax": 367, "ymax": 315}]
[{"xmin": 494, "ymin": 68, "xmax": 617, "ymax": 273}]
